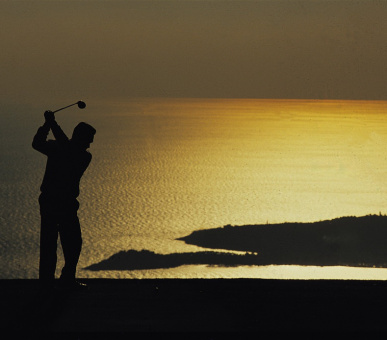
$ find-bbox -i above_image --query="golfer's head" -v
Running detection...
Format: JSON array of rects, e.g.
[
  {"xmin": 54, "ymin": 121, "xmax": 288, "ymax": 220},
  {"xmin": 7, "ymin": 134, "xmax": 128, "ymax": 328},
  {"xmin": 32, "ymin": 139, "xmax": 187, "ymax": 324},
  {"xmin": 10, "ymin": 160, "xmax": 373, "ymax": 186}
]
[{"xmin": 72, "ymin": 122, "xmax": 96, "ymax": 149}]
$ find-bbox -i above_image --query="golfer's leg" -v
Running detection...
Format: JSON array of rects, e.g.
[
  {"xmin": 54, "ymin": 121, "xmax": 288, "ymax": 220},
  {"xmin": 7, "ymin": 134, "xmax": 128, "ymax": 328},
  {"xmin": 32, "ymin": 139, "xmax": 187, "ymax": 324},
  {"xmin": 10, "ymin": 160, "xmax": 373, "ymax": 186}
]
[
  {"xmin": 59, "ymin": 214, "xmax": 82, "ymax": 280},
  {"xmin": 39, "ymin": 214, "xmax": 58, "ymax": 284}
]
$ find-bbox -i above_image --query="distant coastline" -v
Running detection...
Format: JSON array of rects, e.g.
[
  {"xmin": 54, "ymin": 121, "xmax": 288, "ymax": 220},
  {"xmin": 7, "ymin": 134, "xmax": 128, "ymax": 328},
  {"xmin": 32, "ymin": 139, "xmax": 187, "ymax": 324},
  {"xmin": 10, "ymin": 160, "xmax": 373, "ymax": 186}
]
[
  {"xmin": 85, "ymin": 215, "xmax": 387, "ymax": 271},
  {"xmin": 178, "ymin": 214, "xmax": 387, "ymax": 268}
]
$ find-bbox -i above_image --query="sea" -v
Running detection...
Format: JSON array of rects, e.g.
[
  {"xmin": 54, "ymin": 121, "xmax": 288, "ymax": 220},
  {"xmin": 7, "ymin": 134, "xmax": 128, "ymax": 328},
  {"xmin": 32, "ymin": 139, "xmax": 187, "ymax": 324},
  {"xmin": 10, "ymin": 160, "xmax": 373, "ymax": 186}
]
[{"xmin": 2, "ymin": 98, "xmax": 387, "ymax": 280}]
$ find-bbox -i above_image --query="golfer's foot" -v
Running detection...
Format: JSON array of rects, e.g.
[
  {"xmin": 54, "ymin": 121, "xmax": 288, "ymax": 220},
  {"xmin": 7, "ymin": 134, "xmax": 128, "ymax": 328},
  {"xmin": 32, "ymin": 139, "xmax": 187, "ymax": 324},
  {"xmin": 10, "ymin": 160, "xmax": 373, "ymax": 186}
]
[{"xmin": 58, "ymin": 279, "xmax": 89, "ymax": 291}]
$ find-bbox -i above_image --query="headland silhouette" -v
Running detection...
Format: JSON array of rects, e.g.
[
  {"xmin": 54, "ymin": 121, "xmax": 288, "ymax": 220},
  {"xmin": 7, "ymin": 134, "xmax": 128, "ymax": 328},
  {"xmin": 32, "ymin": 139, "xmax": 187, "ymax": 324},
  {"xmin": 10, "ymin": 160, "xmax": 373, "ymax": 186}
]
[
  {"xmin": 85, "ymin": 214, "xmax": 387, "ymax": 270},
  {"xmin": 179, "ymin": 214, "xmax": 387, "ymax": 267},
  {"xmin": 85, "ymin": 249, "xmax": 260, "ymax": 271}
]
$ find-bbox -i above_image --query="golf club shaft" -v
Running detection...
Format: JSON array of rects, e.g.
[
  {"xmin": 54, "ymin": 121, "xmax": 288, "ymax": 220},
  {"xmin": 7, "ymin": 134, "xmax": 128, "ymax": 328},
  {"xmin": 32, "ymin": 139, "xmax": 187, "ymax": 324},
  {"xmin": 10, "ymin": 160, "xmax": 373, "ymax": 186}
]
[{"xmin": 52, "ymin": 102, "xmax": 78, "ymax": 113}]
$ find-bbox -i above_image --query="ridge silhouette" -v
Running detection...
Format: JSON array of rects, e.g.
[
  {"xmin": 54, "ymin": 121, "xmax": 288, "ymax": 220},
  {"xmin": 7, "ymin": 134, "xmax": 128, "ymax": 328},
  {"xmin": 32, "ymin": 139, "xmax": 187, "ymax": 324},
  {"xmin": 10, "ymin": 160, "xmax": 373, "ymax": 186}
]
[
  {"xmin": 179, "ymin": 214, "xmax": 387, "ymax": 267},
  {"xmin": 85, "ymin": 214, "xmax": 387, "ymax": 270},
  {"xmin": 84, "ymin": 249, "xmax": 260, "ymax": 271}
]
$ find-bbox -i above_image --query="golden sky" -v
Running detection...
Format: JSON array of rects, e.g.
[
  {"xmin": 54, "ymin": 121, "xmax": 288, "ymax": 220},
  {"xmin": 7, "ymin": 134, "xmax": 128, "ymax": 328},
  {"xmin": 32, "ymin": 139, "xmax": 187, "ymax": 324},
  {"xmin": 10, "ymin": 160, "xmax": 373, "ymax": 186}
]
[{"xmin": 1, "ymin": 0, "xmax": 387, "ymax": 107}]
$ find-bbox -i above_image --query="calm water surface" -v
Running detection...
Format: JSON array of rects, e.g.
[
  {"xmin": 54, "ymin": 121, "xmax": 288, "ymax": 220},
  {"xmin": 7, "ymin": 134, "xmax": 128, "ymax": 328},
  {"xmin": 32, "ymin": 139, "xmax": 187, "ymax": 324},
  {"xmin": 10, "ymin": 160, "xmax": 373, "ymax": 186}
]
[{"xmin": 2, "ymin": 98, "xmax": 387, "ymax": 279}]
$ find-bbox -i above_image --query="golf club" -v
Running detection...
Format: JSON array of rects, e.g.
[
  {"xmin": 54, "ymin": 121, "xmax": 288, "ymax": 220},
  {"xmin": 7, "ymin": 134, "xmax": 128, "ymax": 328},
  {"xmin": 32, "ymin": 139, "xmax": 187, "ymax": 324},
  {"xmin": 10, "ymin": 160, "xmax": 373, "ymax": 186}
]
[{"xmin": 52, "ymin": 101, "xmax": 86, "ymax": 113}]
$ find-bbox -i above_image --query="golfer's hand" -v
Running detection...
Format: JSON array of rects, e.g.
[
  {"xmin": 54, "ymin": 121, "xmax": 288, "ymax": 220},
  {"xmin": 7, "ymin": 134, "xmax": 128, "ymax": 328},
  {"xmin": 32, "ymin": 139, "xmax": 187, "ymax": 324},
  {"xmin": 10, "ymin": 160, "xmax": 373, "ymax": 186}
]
[{"xmin": 44, "ymin": 110, "xmax": 55, "ymax": 123}]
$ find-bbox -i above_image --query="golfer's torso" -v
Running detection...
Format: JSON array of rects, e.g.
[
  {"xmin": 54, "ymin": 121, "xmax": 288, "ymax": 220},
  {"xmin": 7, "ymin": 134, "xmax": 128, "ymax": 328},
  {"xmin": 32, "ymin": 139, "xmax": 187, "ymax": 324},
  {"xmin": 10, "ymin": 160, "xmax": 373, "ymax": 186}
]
[{"xmin": 40, "ymin": 142, "xmax": 90, "ymax": 199}]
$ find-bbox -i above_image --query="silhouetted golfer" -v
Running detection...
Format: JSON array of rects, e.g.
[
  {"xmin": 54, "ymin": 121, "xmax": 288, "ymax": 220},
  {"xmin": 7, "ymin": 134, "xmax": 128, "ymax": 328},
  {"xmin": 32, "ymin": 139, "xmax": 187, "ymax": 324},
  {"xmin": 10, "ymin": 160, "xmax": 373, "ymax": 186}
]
[{"xmin": 32, "ymin": 110, "xmax": 96, "ymax": 291}]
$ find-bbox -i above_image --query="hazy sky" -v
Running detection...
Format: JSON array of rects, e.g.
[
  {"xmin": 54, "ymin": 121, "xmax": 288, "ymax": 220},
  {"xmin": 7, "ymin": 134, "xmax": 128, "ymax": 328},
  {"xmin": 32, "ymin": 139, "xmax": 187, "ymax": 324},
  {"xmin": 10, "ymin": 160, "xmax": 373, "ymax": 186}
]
[{"xmin": 1, "ymin": 0, "xmax": 387, "ymax": 107}]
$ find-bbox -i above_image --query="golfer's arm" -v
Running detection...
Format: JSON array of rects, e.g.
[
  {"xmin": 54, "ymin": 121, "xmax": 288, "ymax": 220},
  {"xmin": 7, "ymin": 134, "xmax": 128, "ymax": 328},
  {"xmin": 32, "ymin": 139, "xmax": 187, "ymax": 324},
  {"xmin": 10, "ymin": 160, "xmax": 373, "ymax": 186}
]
[
  {"xmin": 50, "ymin": 121, "xmax": 69, "ymax": 144},
  {"xmin": 32, "ymin": 122, "xmax": 51, "ymax": 154}
]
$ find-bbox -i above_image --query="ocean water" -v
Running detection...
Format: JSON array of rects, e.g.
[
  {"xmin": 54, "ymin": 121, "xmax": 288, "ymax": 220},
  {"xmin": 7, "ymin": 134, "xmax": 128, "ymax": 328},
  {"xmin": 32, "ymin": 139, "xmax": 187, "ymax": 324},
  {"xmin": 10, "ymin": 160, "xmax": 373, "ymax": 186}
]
[{"xmin": 2, "ymin": 98, "xmax": 387, "ymax": 280}]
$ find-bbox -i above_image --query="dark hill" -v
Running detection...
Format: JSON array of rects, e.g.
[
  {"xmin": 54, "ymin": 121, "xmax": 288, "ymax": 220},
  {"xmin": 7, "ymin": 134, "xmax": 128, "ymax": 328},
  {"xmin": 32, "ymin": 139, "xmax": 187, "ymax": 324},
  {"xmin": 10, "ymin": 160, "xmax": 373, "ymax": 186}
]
[{"xmin": 178, "ymin": 214, "xmax": 387, "ymax": 267}]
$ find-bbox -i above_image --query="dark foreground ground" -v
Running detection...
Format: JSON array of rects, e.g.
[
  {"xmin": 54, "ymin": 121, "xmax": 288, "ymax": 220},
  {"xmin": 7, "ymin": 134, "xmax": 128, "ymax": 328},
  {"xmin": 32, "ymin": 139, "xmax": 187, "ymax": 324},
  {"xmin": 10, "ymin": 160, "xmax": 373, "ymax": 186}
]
[{"xmin": 1, "ymin": 278, "xmax": 387, "ymax": 337}]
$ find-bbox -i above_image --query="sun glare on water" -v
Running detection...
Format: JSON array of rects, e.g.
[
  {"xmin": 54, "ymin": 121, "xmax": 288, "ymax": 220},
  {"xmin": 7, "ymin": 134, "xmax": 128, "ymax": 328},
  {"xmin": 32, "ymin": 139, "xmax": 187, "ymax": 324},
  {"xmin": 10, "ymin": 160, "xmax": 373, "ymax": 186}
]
[
  {"xmin": 3, "ymin": 98, "xmax": 387, "ymax": 280},
  {"xmin": 71, "ymin": 99, "xmax": 387, "ymax": 280}
]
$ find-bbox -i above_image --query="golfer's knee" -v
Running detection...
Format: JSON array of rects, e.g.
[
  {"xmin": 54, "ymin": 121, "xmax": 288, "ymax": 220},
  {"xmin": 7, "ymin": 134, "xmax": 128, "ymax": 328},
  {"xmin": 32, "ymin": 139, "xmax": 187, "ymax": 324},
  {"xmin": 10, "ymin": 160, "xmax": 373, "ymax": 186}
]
[{"xmin": 75, "ymin": 235, "xmax": 83, "ymax": 250}]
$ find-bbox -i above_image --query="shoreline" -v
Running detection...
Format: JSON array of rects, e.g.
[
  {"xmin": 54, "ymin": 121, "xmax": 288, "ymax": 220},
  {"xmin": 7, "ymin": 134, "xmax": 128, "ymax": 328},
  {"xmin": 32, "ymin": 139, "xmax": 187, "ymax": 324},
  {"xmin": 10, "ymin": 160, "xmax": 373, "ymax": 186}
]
[{"xmin": 178, "ymin": 214, "xmax": 387, "ymax": 268}]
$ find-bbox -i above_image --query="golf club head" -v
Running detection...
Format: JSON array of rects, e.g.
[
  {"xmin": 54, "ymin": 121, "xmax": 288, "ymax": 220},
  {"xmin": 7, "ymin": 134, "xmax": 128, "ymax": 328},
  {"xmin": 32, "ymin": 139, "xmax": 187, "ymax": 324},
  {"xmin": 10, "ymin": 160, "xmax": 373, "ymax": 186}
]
[
  {"xmin": 52, "ymin": 100, "xmax": 87, "ymax": 113},
  {"xmin": 77, "ymin": 101, "xmax": 86, "ymax": 109}
]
